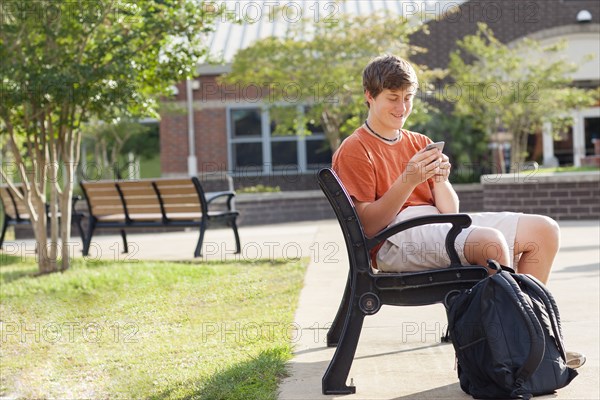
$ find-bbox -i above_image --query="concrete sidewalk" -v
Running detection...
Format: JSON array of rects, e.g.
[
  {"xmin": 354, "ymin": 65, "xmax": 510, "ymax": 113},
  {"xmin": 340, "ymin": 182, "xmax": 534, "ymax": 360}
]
[
  {"xmin": 278, "ymin": 219, "xmax": 600, "ymax": 400},
  {"xmin": 1, "ymin": 222, "xmax": 325, "ymax": 263},
  {"xmin": 3, "ymin": 219, "xmax": 599, "ymax": 399}
]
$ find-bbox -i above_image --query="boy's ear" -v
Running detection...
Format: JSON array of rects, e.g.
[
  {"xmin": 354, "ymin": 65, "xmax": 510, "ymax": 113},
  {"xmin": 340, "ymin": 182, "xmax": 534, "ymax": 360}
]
[{"xmin": 364, "ymin": 90, "xmax": 374, "ymax": 104}]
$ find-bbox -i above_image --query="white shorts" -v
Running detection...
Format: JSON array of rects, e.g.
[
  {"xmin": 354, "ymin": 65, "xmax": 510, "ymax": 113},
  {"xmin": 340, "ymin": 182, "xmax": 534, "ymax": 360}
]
[{"xmin": 376, "ymin": 206, "xmax": 521, "ymax": 272}]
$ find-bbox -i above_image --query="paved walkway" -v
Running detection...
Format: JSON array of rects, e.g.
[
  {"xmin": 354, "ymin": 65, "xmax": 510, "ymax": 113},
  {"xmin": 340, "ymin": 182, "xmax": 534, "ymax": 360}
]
[
  {"xmin": 3, "ymin": 219, "xmax": 599, "ymax": 399},
  {"xmin": 275, "ymin": 219, "xmax": 599, "ymax": 400},
  {"xmin": 2, "ymin": 222, "xmax": 323, "ymax": 263}
]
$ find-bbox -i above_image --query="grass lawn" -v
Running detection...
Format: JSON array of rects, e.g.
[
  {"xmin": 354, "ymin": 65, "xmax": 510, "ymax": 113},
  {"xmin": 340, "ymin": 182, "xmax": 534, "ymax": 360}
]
[
  {"xmin": 139, "ymin": 155, "xmax": 162, "ymax": 179},
  {"xmin": 535, "ymin": 165, "xmax": 599, "ymax": 173},
  {"xmin": 0, "ymin": 254, "xmax": 307, "ymax": 399}
]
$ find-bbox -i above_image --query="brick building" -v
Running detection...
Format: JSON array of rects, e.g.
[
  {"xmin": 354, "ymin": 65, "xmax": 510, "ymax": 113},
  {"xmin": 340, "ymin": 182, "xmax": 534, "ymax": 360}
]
[{"xmin": 159, "ymin": 0, "xmax": 600, "ymax": 186}]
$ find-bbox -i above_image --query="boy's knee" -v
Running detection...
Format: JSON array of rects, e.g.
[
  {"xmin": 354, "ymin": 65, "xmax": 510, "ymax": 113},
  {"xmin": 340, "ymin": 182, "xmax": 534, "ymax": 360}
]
[
  {"xmin": 534, "ymin": 215, "xmax": 560, "ymax": 244},
  {"xmin": 543, "ymin": 216, "xmax": 560, "ymax": 237},
  {"xmin": 470, "ymin": 227, "xmax": 506, "ymax": 246},
  {"xmin": 465, "ymin": 227, "xmax": 509, "ymax": 265}
]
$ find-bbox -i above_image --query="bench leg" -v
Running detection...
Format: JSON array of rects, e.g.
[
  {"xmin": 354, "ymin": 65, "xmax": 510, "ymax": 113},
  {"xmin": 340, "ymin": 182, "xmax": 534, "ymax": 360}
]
[
  {"xmin": 194, "ymin": 222, "xmax": 206, "ymax": 258},
  {"xmin": 0, "ymin": 217, "xmax": 9, "ymax": 249},
  {"xmin": 74, "ymin": 214, "xmax": 85, "ymax": 243},
  {"xmin": 322, "ymin": 303, "xmax": 364, "ymax": 395},
  {"xmin": 327, "ymin": 270, "xmax": 352, "ymax": 347},
  {"xmin": 120, "ymin": 230, "xmax": 128, "ymax": 253},
  {"xmin": 230, "ymin": 219, "xmax": 241, "ymax": 254},
  {"xmin": 82, "ymin": 219, "xmax": 96, "ymax": 256}
]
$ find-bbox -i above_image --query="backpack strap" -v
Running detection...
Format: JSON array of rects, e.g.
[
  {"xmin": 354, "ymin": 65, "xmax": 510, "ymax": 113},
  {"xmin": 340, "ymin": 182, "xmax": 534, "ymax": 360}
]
[
  {"xmin": 487, "ymin": 258, "xmax": 515, "ymax": 274},
  {"xmin": 494, "ymin": 272, "xmax": 546, "ymax": 388},
  {"xmin": 512, "ymin": 274, "xmax": 567, "ymax": 360}
]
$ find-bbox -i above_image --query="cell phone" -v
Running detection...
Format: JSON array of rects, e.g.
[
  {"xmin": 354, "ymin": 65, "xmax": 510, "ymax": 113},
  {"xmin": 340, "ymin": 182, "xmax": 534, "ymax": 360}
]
[{"xmin": 425, "ymin": 141, "xmax": 445, "ymax": 152}]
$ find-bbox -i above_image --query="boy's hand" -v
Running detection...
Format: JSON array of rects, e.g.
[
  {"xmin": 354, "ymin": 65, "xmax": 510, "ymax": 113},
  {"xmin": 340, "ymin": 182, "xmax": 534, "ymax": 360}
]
[
  {"xmin": 401, "ymin": 148, "xmax": 446, "ymax": 186},
  {"xmin": 434, "ymin": 153, "xmax": 451, "ymax": 183}
]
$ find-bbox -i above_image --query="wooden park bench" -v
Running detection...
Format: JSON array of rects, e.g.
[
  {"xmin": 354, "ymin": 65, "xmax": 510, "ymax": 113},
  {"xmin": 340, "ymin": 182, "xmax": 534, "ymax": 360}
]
[
  {"xmin": 1, "ymin": 184, "xmax": 88, "ymax": 249},
  {"xmin": 317, "ymin": 168, "xmax": 489, "ymax": 395},
  {"xmin": 78, "ymin": 176, "xmax": 241, "ymax": 257},
  {"xmin": 0, "ymin": 184, "xmax": 30, "ymax": 248}
]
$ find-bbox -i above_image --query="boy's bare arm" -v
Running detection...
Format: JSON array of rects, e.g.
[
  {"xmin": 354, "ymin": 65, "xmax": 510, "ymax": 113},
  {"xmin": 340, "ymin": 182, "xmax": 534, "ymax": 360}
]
[
  {"xmin": 432, "ymin": 152, "xmax": 459, "ymax": 213},
  {"xmin": 354, "ymin": 149, "xmax": 442, "ymax": 237},
  {"xmin": 432, "ymin": 180, "xmax": 459, "ymax": 213}
]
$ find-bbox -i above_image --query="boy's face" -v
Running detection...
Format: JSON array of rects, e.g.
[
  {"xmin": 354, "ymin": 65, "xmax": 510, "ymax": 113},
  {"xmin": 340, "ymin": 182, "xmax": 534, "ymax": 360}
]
[{"xmin": 366, "ymin": 85, "xmax": 416, "ymax": 131}]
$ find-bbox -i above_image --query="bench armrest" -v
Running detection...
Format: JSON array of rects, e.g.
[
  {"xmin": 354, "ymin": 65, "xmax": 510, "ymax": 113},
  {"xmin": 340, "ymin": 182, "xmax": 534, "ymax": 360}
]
[
  {"xmin": 71, "ymin": 195, "xmax": 82, "ymax": 209},
  {"xmin": 206, "ymin": 191, "xmax": 236, "ymax": 210},
  {"xmin": 71, "ymin": 195, "xmax": 87, "ymax": 220},
  {"xmin": 366, "ymin": 214, "xmax": 472, "ymax": 266}
]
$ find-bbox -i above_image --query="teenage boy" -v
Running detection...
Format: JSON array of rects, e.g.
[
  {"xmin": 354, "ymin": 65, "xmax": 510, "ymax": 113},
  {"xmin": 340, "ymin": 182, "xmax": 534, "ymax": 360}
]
[
  {"xmin": 332, "ymin": 54, "xmax": 586, "ymax": 369},
  {"xmin": 332, "ymin": 54, "xmax": 559, "ymax": 284}
]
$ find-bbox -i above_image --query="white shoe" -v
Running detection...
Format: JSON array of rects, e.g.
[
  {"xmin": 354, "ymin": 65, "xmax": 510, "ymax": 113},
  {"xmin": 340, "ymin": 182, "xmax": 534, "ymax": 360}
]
[{"xmin": 566, "ymin": 351, "xmax": 586, "ymax": 369}]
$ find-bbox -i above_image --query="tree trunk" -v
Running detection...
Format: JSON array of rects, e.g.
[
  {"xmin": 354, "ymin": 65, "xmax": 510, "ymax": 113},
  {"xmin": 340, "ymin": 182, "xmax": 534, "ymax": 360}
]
[
  {"xmin": 510, "ymin": 137, "xmax": 520, "ymax": 173},
  {"xmin": 48, "ymin": 165, "xmax": 60, "ymax": 264},
  {"xmin": 510, "ymin": 130, "xmax": 530, "ymax": 172},
  {"xmin": 4, "ymin": 123, "xmax": 57, "ymax": 274},
  {"xmin": 321, "ymin": 110, "xmax": 341, "ymax": 152},
  {"xmin": 59, "ymin": 126, "xmax": 82, "ymax": 271},
  {"xmin": 60, "ymin": 160, "xmax": 76, "ymax": 271},
  {"xmin": 30, "ymin": 190, "xmax": 56, "ymax": 274}
]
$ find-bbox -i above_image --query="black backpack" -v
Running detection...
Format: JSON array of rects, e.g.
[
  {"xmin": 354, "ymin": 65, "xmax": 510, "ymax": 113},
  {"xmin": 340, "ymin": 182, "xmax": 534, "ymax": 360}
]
[{"xmin": 444, "ymin": 262, "xmax": 578, "ymax": 399}]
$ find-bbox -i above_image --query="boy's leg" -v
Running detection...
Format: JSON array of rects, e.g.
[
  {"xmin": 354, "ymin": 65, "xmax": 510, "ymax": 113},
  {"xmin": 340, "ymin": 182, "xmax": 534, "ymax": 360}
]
[
  {"xmin": 464, "ymin": 213, "xmax": 559, "ymax": 284},
  {"xmin": 513, "ymin": 214, "xmax": 560, "ymax": 284},
  {"xmin": 460, "ymin": 211, "xmax": 521, "ymax": 269},
  {"xmin": 463, "ymin": 227, "xmax": 511, "ymax": 268}
]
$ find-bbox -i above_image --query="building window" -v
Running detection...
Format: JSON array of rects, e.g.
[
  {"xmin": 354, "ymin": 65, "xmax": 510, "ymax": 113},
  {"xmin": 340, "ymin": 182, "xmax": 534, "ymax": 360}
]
[
  {"xmin": 306, "ymin": 138, "xmax": 332, "ymax": 169},
  {"xmin": 270, "ymin": 141, "xmax": 298, "ymax": 170},
  {"xmin": 229, "ymin": 108, "xmax": 264, "ymax": 171},
  {"xmin": 305, "ymin": 113, "xmax": 332, "ymax": 169},
  {"xmin": 232, "ymin": 142, "xmax": 263, "ymax": 169},
  {"xmin": 231, "ymin": 108, "xmax": 262, "ymax": 137},
  {"xmin": 227, "ymin": 105, "xmax": 332, "ymax": 174}
]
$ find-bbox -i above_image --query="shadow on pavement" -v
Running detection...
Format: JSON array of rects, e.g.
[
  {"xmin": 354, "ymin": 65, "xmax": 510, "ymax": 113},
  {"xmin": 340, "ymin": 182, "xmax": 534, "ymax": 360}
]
[
  {"xmin": 392, "ymin": 383, "xmax": 467, "ymax": 400},
  {"xmin": 555, "ymin": 263, "xmax": 599, "ymax": 274}
]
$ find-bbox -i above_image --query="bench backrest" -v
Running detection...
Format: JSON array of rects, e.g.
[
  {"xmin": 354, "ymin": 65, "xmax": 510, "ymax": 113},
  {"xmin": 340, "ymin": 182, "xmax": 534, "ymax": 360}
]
[
  {"xmin": 117, "ymin": 180, "xmax": 162, "ymax": 216},
  {"xmin": 0, "ymin": 184, "xmax": 28, "ymax": 220},
  {"xmin": 80, "ymin": 181, "xmax": 124, "ymax": 218},
  {"xmin": 80, "ymin": 177, "xmax": 210, "ymax": 219},
  {"xmin": 154, "ymin": 178, "xmax": 207, "ymax": 217},
  {"xmin": 317, "ymin": 168, "xmax": 371, "ymax": 272}
]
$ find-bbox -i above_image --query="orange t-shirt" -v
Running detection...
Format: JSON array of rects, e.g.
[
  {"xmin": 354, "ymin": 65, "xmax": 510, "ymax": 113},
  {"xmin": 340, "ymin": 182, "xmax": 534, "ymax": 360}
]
[
  {"xmin": 333, "ymin": 126, "xmax": 435, "ymax": 208},
  {"xmin": 332, "ymin": 127, "xmax": 435, "ymax": 265}
]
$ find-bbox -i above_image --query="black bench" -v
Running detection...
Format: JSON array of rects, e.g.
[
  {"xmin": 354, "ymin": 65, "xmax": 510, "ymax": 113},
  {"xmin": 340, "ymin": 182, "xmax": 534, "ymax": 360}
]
[
  {"xmin": 0, "ymin": 184, "xmax": 31, "ymax": 248},
  {"xmin": 317, "ymin": 168, "xmax": 489, "ymax": 395},
  {"xmin": 78, "ymin": 176, "xmax": 241, "ymax": 257},
  {"xmin": 0, "ymin": 185, "xmax": 83, "ymax": 248}
]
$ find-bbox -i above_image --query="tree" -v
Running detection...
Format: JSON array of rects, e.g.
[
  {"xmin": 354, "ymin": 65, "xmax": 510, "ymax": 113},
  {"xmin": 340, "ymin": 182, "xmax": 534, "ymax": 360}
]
[
  {"xmin": 223, "ymin": 9, "xmax": 444, "ymax": 152},
  {"xmin": 412, "ymin": 113, "xmax": 489, "ymax": 183},
  {"xmin": 82, "ymin": 118, "xmax": 157, "ymax": 179},
  {"xmin": 448, "ymin": 23, "xmax": 597, "ymax": 172},
  {"xmin": 0, "ymin": 0, "xmax": 222, "ymax": 273}
]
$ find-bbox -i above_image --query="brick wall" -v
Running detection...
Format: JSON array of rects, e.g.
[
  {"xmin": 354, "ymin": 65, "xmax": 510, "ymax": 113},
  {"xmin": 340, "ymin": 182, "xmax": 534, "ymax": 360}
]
[
  {"xmin": 233, "ymin": 184, "xmax": 485, "ymax": 227},
  {"xmin": 411, "ymin": 0, "xmax": 600, "ymax": 69},
  {"xmin": 235, "ymin": 191, "xmax": 334, "ymax": 226},
  {"xmin": 233, "ymin": 172, "xmax": 322, "ymax": 191},
  {"xmin": 455, "ymin": 183, "xmax": 484, "ymax": 212},
  {"xmin": 160, "ymin": 0, "xmax": 600, "ymax": 177},
  {"xmin": 228, "ymin": 172, "xmax": 600, "ymax": 226},
  {"xmin": 159, "ymin": 112, "xmax": 188, "ymax": 175},
  {"xmin": 160, "ymin": 75, "xmax": 263, "ymax": 177},
  {"xmin": 9, "ymin": 174, "xmax": 598, "ymax": 239},
  {"xmin": 196, "ymin": 108, "xmax": 228, "ymax": 170},
  {"xmin": 481, "ymin": 172, "xmax": 600, "ymax": 220}
]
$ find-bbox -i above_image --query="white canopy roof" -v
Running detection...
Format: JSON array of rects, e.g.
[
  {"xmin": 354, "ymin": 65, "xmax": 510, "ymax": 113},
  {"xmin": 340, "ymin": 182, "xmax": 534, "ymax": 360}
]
[{"xmin": 202, "ymin": 0, "xmax": 467, "ymax": 64}]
